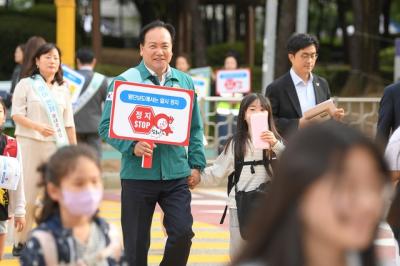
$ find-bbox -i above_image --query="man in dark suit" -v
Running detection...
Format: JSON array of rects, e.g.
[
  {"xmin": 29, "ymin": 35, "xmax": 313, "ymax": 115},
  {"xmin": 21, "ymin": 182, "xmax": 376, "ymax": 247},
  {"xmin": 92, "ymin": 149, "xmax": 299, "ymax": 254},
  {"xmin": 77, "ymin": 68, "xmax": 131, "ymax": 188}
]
[
  {"xmin": 74, "ymin": 48, "xmax": 108, "ymax": 157},
  {"xmin": 265, "ymin": 33, "xmax": 344, "ymax": 139},
  {"xmin": 377, "ymin": 82, "xmax": 400, "ymax": 147}
]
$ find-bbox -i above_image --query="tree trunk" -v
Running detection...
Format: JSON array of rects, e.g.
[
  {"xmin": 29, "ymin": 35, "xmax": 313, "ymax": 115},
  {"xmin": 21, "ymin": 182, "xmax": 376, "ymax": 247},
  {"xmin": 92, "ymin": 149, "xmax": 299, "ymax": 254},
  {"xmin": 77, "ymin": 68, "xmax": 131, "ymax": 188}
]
[
  {"xmin": 132, "ymin": 0, "xmax": 158, "ymax": 26},
  {"xmin": 192, "ymin": 5, "xmax": 207, "ymax": 66},
  {"xmin": 382, "ymin": 0, "xmax": 391, "ymax": 39},
  {"xmin": 316, "ymin": 1, "xmax": 324, "ymax": 40},
  {"xmin": 274, "ymin": 0, "xmax": 296, "ymax": 78},
  {"xmin": 337, "ymin": 0, "xmax": 350, "ymax": 63},
  {"xmin": 343, "ymin": 0, "xmax": 383, "ymax": 96},
  {"xmin": 92, "ymin": 0, "xmax": 102, "ymax": 63}
]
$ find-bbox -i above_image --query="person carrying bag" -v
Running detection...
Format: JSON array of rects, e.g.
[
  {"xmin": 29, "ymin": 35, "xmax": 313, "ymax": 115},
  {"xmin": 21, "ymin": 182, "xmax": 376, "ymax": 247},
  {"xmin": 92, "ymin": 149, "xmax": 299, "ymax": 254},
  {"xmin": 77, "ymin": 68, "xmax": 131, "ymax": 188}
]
[{"xmin": 188, "ymin": 93, "xmax": 284, "ymax": 259}]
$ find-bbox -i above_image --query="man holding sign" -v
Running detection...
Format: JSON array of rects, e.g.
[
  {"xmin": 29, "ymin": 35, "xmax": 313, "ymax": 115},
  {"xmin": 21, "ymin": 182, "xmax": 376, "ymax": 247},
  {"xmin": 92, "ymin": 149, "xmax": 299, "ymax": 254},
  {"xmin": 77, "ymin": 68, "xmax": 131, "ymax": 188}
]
[{"xmin": 99, "ymin": 21, "xmax": 206, "ymax": 266}]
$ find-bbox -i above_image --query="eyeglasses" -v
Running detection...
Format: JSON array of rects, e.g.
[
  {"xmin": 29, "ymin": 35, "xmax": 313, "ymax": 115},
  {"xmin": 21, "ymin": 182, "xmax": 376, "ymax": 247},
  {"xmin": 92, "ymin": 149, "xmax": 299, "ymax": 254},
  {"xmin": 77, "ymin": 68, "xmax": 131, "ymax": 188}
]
[{"xmin": 300, "ymin": 53, "xmax": 318, "ymax": 60}]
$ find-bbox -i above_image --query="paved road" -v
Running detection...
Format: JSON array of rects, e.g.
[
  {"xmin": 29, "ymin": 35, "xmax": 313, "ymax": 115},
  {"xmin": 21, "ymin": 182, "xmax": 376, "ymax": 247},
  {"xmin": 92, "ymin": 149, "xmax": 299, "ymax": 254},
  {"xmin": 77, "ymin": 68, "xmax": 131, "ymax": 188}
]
[{"xmin": 3, "ymin": 187, "xmax": 231, "ymax": 266}]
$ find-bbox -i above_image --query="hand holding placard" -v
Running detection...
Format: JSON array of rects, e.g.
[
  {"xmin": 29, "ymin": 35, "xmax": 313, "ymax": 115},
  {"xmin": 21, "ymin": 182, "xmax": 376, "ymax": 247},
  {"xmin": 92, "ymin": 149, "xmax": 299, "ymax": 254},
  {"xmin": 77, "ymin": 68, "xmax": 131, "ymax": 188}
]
[
  {"xmin": 110, "ymin": 80, "xmax": 194, "ymax": 169},
  {"xmin": 142, "ymin": 141, "xmax": 154, "ymax": 168}
]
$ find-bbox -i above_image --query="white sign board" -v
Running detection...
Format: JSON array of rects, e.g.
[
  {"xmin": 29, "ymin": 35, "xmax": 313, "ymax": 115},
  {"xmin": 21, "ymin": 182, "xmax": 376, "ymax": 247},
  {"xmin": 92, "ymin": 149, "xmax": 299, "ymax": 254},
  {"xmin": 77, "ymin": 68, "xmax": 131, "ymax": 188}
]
[
  {"xmin": 62, "ymin": 65, "xmax": 86, "ymax": 104},
  {"xmin": 216, "ymin": 68, "xmax": 251, "ymax": 95},
  {"xmin": 110, "ymin": 81, "xmax": 194, "ymax": 146}
]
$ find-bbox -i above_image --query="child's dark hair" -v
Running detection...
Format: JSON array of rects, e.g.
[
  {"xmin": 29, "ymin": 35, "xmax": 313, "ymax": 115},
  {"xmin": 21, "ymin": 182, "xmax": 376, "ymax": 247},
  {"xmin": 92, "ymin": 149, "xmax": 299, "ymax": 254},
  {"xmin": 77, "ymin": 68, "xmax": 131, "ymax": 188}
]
[
  {"xmin": 224, "ymin": 93, "xmax": 281, "ymax": 160},
  {"xmin": 36, "ymin": 145, "xmax": 101, "ymax": 224}
]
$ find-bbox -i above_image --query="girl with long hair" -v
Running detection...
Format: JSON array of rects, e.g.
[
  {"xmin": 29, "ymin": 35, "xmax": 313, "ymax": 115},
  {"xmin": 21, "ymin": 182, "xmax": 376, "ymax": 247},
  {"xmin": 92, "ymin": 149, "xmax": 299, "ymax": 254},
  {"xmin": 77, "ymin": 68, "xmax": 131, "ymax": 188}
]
[{"xmin": 189, "ymin": 93, "xmax": 285, "ymax": 259}]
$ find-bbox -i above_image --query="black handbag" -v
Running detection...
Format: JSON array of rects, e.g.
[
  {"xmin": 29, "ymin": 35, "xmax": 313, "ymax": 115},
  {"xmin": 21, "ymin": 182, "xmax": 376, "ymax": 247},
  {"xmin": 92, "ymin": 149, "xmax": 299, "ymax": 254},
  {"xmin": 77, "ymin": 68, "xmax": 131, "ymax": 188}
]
[
  {"xmin": 235, "ymin": 181, "xmax": 271, "ymax": 239},
  {"xmin": 219, "ymin": 148, "xmax": 276, "ymax": 239}
]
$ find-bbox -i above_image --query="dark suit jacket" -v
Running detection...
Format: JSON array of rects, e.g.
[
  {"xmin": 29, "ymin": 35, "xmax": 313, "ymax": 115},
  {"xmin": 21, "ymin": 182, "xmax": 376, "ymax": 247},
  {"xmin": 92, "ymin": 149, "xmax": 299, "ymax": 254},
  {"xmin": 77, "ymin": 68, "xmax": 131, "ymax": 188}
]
[
  {"xmin": 74, "ymin": 69, "xmax": 108, "ymax": 133},
  {"xmin": 265, "ymin": 72, "xmax": 331, "ymax": 139},
  {"xmin": 376, "ymin": 82, "xmax": 400, "ymax": 146}
]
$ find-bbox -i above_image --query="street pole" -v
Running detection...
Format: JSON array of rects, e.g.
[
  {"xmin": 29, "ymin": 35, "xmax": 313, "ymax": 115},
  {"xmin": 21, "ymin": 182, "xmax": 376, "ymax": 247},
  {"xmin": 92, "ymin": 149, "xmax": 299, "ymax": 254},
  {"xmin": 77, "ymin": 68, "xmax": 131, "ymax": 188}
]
[
  {"xmin": 261, "ymin": 0, "xmax": 278, "ymax": 94},
  {"xmin": 55, "ymin": 0, "xmax": 75, "ymax": 68},
  {"xmin": 92, "ymin": 0, "xmax": 102, "ymax": 64},
  {"xmin": 296, "ymin": 0, "xmax": 309, "ymax": 33},
  {"xmin": 395, "ymin": 38, "xmax": 400, "ymax": 82}
]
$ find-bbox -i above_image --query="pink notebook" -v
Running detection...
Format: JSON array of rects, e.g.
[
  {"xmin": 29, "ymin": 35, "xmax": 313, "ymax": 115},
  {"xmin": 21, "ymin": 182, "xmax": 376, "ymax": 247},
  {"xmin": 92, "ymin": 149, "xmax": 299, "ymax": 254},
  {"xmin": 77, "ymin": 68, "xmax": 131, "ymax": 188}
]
[{"xmin": 250, "ymin": 112, "xmax": 270, "ymax": 149}]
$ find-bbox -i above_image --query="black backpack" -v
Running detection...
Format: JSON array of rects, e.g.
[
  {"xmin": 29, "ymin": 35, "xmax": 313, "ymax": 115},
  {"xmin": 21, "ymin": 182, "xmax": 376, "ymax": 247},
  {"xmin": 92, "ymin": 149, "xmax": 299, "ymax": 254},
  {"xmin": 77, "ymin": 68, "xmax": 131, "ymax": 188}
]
[{"xmin": 219, "ymin": 147, "xmax": 276, "ymax": 225}]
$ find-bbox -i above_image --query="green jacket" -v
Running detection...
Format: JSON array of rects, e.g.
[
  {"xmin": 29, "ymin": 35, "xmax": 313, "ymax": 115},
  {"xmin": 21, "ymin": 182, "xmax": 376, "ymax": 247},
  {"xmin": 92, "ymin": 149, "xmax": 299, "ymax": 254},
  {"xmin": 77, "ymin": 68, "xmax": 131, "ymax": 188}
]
[{"xmin": 98, "ymin": 61, "xmax": 206, "ymax": 180}]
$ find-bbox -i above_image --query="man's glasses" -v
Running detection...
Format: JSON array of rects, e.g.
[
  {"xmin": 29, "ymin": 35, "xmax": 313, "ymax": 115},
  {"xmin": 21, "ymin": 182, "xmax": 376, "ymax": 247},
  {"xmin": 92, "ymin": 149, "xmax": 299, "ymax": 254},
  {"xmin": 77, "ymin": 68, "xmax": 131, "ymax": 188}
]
[{"xmin": 300, "ymin": 53, "xmax": 318, "ymax": 60}]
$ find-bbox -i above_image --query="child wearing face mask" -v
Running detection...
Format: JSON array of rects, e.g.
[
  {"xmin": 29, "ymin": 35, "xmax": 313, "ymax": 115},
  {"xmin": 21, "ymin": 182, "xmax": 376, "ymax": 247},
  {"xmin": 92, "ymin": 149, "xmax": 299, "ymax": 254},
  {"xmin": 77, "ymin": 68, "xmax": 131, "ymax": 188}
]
[
  {"xmin": 19, "ymin": 145, "xmax": 126, "ymax": 266},
  {"xmin": 0, "ymin": 100, "xmax": 25, "ymax": 259},
  {"xmin": 189, "ymin": 93, "xmax": 285, "ymax": 259}
]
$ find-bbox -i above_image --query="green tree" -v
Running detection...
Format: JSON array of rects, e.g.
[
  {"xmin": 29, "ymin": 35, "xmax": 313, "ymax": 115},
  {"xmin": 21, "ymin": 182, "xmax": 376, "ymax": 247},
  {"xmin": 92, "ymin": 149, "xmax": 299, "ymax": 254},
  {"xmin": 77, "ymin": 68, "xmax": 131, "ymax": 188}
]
[{"xmin": 342, "ymin": 0, "xmax": 383, "ymax": 95}]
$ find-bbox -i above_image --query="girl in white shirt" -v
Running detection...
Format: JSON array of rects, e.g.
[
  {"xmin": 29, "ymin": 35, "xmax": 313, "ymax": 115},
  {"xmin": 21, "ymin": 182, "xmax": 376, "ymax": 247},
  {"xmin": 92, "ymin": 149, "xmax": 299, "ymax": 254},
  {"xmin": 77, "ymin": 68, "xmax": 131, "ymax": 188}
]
[{"xmin": 193, "ymin": 93, "xmax": 284, "ymax": 259}]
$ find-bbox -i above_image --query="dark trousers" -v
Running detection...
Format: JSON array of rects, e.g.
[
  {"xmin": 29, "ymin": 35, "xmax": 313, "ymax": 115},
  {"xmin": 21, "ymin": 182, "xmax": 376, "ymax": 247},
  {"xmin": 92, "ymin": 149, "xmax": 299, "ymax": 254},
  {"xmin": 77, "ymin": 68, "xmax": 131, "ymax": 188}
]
[
  {"xmin": 121, "ymin": 178, "xmax": 194, "ymax": 266},
  {"xmin": 76, "ymin": 132, "xmax": 102, "ymax": 158}
]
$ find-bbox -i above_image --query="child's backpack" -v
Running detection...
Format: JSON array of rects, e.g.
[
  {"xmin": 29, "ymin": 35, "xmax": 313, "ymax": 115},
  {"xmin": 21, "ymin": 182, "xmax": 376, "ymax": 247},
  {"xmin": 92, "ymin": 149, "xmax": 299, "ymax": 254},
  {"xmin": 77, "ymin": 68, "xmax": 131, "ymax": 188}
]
[{"xmin": 220, "ymin": 145, "xmax": 276, "ymax": 238}]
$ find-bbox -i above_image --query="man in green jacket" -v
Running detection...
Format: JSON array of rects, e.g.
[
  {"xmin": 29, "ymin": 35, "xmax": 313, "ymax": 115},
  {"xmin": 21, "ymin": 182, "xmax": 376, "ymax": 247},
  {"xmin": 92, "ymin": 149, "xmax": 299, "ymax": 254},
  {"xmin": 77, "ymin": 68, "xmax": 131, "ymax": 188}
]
[{"xmin": 98, "ymin": 21, "xmax": 206, "ymax": 266}]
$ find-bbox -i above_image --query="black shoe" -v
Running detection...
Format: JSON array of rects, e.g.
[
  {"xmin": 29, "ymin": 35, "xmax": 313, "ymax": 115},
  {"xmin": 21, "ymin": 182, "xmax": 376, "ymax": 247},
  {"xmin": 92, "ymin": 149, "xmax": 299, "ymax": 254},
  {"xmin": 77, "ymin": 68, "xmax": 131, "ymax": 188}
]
[{"xmin": 12, "ymin": 243, "xmax": 25, "ymax": 257}]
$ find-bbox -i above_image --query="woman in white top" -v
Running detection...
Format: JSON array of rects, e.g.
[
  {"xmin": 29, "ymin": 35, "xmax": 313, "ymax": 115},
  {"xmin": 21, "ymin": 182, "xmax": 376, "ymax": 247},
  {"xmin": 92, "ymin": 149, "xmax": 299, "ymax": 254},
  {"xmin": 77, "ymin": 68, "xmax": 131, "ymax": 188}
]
[
  {"xmin": 11, "ymin": 43, "xmax": 76, "ymax": 254},
  {"xmin": 190, "ymin": 93, "xmax": 285, "ymax": 259}
]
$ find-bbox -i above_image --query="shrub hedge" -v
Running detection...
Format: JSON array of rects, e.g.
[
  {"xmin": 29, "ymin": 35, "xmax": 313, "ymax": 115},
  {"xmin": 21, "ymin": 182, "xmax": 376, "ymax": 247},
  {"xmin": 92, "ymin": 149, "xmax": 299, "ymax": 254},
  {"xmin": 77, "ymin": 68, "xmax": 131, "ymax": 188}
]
[{"xmin": 0, "ymin": 4, "xmax": 85, "ymax": 80}]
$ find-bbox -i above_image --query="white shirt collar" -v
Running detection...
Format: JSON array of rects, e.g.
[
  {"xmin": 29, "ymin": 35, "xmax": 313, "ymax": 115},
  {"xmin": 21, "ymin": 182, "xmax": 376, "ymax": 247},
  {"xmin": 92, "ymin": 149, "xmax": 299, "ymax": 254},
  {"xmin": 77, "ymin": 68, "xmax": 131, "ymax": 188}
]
[
  {"xmin": 290, "ymin": 68, "xmax": 313, "ymax": 85},
  {"xmin": 78, "ymin": 65, "xmax": 94, "ymax": 71},
  {"xmin": 144, "ymin": 63, "xmax": 171, "ymax": 85}
]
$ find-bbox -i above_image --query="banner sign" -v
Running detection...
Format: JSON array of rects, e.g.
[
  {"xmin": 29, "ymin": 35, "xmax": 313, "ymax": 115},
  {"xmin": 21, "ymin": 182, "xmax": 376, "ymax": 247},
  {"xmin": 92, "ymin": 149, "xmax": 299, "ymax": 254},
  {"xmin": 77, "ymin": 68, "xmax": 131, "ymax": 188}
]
[
  {"xmin": 192, "ymin": 76, "xmax": 209, "ymax": 98},
  {"xmin": 109, "ymin": 81, "xmax": 194, "ymax": 146},
  {"xmin": 189, "ymin": 66, "xmax": 212, "ymax": 79},
  {"xmin": 62, "ymin": 64, "xmax": 85, "ymax": 103},
  {"xmin": 216, "ymin": 68, "xmax": 251, "ymax": 95},
  {"xmin": 189, "ymin": 67, "xmax": 212, "ymax": 97}
]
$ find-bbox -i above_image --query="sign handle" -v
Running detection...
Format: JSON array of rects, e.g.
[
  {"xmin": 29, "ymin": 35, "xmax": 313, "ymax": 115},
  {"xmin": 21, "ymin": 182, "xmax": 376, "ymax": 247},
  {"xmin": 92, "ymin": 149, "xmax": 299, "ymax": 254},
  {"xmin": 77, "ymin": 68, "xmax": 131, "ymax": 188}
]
[{"xmin": 141, "ymin": 141, "xmax": 154, "ymax": 168}]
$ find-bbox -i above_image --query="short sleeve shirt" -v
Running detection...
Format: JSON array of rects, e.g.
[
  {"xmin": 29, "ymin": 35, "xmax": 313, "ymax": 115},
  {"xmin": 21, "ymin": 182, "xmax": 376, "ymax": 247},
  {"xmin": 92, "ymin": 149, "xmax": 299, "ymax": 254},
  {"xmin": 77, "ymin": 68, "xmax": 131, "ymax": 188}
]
[{"xmin": 11, "ymin": 77, "xmax": 75, "ymax": 142}]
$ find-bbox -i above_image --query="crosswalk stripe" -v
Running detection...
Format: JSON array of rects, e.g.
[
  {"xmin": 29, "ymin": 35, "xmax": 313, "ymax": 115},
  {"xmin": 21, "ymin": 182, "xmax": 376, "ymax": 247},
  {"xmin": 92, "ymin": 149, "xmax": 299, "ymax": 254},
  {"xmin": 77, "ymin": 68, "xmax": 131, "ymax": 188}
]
[
  {"xmin": 150, "ymin": 242, "xmax": 229, "ymax": 249},
  {"xmin": 3, "ymin": 197, "xmax": 230, "ymax": 265},
  {"xmin": 148, "ymin": 254, "xmax": 229, "ymax": 263}
]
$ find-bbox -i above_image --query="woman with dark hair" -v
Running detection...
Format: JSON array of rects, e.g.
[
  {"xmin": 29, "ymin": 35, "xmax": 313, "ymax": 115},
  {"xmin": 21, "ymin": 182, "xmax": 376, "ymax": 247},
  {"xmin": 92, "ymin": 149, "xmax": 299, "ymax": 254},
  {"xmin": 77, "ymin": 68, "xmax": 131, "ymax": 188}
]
[
  {"xmin": 19, "ymin": 36, "xmax": 46, "ymax": 80},
  {"xmin": 232, "ymin": 121, "xmax": 391, "ymax": 266},
  {"xmin": 8, "ymin": 43, "xmax": 25, "ymax": 101},
  {"xmin": 189, "ymin": 93, "xmax": 284, "ymax": 258},
  {"xmin": 175, "ymin": 54, "xmax": 191, "ymax": 73},
  {"xmin": 11, "ymin": 43, "xmax": 76, "ymax": 255}
]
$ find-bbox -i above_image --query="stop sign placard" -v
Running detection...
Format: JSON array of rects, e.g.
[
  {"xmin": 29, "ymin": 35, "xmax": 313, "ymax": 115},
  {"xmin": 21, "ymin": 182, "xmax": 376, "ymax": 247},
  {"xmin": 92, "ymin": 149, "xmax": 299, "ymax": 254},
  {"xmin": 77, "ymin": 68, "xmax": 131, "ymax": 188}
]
[
  {"xmin": 129, "ymin": 106, "xmax": 155, "ymax": 134},
  {"xmin": 109, "ymin": 80, "xmax": 194, "ymax": 146}
]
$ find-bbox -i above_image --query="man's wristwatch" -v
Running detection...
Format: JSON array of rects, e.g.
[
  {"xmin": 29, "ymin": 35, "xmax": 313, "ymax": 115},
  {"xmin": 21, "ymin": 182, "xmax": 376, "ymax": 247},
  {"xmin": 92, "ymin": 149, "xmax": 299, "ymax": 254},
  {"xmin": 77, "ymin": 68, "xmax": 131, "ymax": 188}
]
[{"xmin": 191, "ymin": 165, "xmax": 202, "ymax": 171}]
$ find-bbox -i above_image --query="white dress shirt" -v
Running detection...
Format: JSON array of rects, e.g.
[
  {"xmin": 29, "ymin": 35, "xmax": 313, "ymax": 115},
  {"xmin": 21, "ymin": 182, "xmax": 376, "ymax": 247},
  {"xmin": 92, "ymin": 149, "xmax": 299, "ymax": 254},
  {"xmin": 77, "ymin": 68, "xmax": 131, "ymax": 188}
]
[
  {"xmin": 290, "ymin": 68, "xmax": 316, "ymax": 115},
  {"xmin": 143, "ymin": 63, "xmax": 171, "ymax": 86}
]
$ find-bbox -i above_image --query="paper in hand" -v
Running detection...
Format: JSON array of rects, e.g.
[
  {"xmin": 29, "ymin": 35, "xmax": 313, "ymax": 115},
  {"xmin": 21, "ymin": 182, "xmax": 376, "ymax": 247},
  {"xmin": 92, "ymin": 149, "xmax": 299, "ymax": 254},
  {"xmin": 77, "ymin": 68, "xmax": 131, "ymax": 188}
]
[
  {"xmin": 303, "ymin": 99, "xmax": 336, "ymax": 122},
  {"xmin": 250, "ymin": 112, "xmax": 270, "ymax": 149}
]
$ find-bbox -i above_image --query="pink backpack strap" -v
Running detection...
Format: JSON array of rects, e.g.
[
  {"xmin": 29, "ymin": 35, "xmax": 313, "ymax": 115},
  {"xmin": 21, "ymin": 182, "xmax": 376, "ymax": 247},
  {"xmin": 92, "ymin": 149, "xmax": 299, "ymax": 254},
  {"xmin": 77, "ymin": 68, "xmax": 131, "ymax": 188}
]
[{"xmin": 31, "ymin": 230, "xmax": 58, "ymax": 265}]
